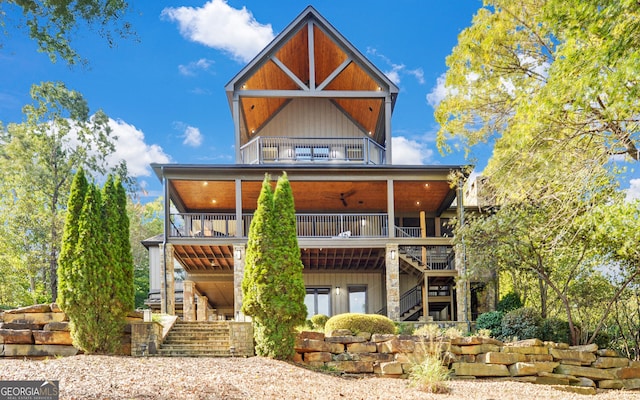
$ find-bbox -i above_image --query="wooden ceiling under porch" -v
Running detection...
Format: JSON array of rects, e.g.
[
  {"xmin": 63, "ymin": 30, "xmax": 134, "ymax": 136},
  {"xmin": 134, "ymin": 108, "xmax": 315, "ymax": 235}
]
[{"xmin": 173, "ymin": 244, "xmax": 387, "ymax": 273}]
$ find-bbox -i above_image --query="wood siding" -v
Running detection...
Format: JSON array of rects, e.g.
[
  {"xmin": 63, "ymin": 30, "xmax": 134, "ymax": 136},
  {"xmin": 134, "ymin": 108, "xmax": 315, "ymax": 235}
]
[
  {"xmin": 303, "ymin": 272, "xmax": 384, "ymax": 315},
  {"xmin": 259, "ymin": 98, "xmax": 366, "ymax": 139}
]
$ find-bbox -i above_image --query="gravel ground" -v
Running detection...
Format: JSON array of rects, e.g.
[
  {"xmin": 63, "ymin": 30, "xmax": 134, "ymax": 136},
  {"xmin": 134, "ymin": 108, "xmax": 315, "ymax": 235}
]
[{"xmin": 1, "ymin": 355, "xmax": 640, "ymax": 400}]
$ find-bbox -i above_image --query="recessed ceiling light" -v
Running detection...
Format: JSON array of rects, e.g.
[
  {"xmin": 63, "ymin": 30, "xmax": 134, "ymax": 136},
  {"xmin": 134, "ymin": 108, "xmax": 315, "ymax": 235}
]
[
  {"xmin": 203, "ymin": 182, "xmax": 208, "ymax": 186},
  {"xmin": 212, "ymin": 199, "xmax": 217, "ymax": 204},
  {"xmin": 416, "ymin": 201, "xmax": 421, "ymax": 206}
]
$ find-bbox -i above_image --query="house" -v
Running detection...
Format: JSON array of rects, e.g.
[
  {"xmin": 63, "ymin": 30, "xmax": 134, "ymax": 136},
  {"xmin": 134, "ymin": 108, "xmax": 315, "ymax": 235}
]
[{"xmin": 145, "ymin": 6, "xmax": 492, "ymax": 326}]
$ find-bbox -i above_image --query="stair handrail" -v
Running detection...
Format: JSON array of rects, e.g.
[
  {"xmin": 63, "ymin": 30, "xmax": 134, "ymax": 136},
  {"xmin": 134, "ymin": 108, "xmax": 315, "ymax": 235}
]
[{"xmin": 375, "ymin": 284, "xmax": 422, "ymax": 317}]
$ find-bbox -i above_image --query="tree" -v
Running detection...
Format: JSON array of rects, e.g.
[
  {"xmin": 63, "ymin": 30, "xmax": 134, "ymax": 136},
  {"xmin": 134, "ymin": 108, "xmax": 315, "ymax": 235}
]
[
  {"xmin": 0, "ymin": 82, "xmax": 123, "ymax": 301},
  {"xmin": 435, "ymin": 0, "xmax": 640, "ymax": 169},
  {"xmin": 58, "ymin": 172, "xmax": 132, "ymax": 353},
  {"xmin": 57, "ymin": 168, "xmax": 89, "ymax": 312},
  {"xmin": 127, "ymin": 197, "xmax": 163, "ymax": 308},
  {"xmin": 1, "ymin": 0, "xmax": 133, "ymax": 65},
  {"xmin": 103, "ymin": 175, "xmax": 135, "ymax": 312},
  {"xmin": 242, "ymin": 173, "xmax": 307, "ymax": 359}
]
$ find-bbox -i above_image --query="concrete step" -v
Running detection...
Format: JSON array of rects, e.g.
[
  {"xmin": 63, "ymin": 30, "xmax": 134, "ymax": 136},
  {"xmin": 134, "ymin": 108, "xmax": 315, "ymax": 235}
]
[{"xmin": 155, "ymin": 351, "xmax": 231, "ymax": 357}]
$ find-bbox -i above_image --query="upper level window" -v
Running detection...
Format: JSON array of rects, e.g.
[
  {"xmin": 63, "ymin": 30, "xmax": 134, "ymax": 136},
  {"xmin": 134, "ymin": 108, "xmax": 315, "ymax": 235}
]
[{"xmin": 295, "ymin": 146, "xmax": 329, "ymax": 161}]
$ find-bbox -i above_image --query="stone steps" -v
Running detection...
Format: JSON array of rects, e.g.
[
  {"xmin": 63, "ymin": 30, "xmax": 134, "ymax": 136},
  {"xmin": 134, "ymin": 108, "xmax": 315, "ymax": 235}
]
[{"xmin": 158, "ymin": 321, "xmax": 233, "ymax": 357}]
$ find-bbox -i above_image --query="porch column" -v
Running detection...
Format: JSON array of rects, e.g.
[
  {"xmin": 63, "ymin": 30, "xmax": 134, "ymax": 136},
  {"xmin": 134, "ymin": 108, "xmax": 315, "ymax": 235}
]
[
  {"xmin": 197, "ymin": 295, "xmax": 208, "ymax": 321},
  {"xmin": 159, "ymin": 243, "xmax": 175, "ymax": 315},
  {"xmin": 235, "ymin": 179, "xmax": 243, "ymax": 237},
  {"xmin": 183, "ymin": 280, "xmax": 196, "ymax": 321},
  {"xmin": 422, "ymin": 276, "xmax": 429, "ymax": 322},
  {"xmin": 387, "ymin": 179, "xmax": 395, "ymax": 238},
  {"xmin": 233, "ymin": 244, "xmax": 246, "ymax": 320},
  {"xmin": 386, "ymin": 244, "xmax": 400, "ymax": 321}
]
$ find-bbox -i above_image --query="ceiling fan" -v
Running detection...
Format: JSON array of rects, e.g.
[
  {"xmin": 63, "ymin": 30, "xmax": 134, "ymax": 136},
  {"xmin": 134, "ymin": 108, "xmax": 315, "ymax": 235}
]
[{"xmin": 339, "ymin": 190, "xmax": 356, "ymax": 207}]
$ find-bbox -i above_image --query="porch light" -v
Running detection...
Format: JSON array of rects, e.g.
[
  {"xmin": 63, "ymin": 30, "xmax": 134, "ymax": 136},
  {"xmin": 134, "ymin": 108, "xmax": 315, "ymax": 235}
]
[
  {"xmin": 235, "ymin": 249, "xmax": 242, "ymax": 260},
  {"xmin": 335, "ymin": 286, "xmax": 340, "ymax": 295},
  {"xmin": 143, "ymin": 309, "xmax": 152, "ymax": 322},
  {"xmin": 390, "ymin": 250, "xmax": 396, "ymax": 260}
]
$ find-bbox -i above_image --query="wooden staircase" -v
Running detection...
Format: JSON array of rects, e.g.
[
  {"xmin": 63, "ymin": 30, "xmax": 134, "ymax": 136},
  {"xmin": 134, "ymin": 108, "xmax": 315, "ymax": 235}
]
[{"xmin": 157, "ymin": 321, "xmax": 233, "ymax": 357}]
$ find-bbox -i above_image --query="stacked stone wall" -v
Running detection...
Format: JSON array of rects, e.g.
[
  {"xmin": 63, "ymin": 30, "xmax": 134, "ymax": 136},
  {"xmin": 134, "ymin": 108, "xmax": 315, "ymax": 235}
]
[
  {"xmin": 295, "ymin": 331, "xmax": 640, "ymax": 394},
  {"xmin": 0, "ymin": 304, "xmax": 142, "ymax": 358}
]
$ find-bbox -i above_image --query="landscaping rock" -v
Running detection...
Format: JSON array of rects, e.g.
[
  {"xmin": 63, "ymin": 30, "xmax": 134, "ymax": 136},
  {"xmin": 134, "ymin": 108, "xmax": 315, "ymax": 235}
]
[
  {"xmin": 352, "ymin": 352, "xmax": 394, "ymax": 362},
  {"xmin": 346, "ymin": 342, "xmax": 376, "ymax": 353},
  {"xmin": 458, "ymin": 343, "xmax": 501, "ymax": 355},
  {"xmin": 570, "ymin": 344, "xmax": 598, "ymax": 353},
  {"xmin": 378, "ymin": 361, "xmax": 403, "ymax": 375},
  {"xmin": 598, "ymin": 380, "xmax": 624, "ymax": 389},
  {"xmin": 623, "ymin": 378, "xmax": 640, "ymax": 390},
  {"xmin": 616, "ymin": 367, "xmax": 640, "ymax": 379},
  {"xmin": 525, "ymin": 354, "xmax": 554, "ymax": 362},
  {"xmin": 3, "ymin": 312, "xmax": 66, "ymax": 325},
  {"xmin": 597, "ymin": 349, "xmax": 619, "ymax": 357},
  {"xmin": 591, "ymin": 356, "xmax": 629, "ymax": 369},
  {"xmin": 549, "ymin": 348, "xmax": 596, "ymax": 364},
  {"xmin": 554, "ymin": 364, "xmax": 616, "ymax": 381},
  {"xmin": 32, "ymin": 331, "xmax": 73, "ymax": 345},
  {"xmin": 325, "ymin": 335, "xmax": 365, "ymax": 344},
  {"xmin": 298, "ymin": 331, "xmax": 324, "ymax": 341},
  {"xmin": 50, "ymin": 303, "xmax": 64, "ymax": 313},
  {"xmin": 377, "ymin": 338, "xmax": 414, "ymax": 354},
  {"xmin": 304, "ymin": 352, "xmax": 332, "ymax": 362},
  {"xmin": 0, "ymin": 329, "xmax": 33, "ymax": 344},
  {"xmin": 4, "ymin": 304, "xmax": 52, "ymax": 314},
  {"xmin": 326, "ymin": 361, "xmax": 373, "ymax": 373},
  {"xmin": 477, "ymin": 351, "xmax": 526, "ymax": 365},
  {"xmin": 451, "ymin": 362, "xmax": 510, "ymax": 377},
  {"xmin": 43, "ymin": 322, "xmax": 71, "ymax": 332},
  {"xmin": 573, "ymin": 377, "xmax": 596, "ymax": 388},
  {"xmin": 501, "ymin": 345, "xmax": 549, "ymax": 355},
  {"xmin": 327, "ymin": 329, "xmax": 352, "ymax": 337},
  {"xmin": 509, "ymin": 362, "xmax": 539, "ymax": 376},
  {"xmin": 2, "ymin": 344, "xmax": 78, "ymax": 357},
  {"xmin": 370, "ymin": 334, "xmax": 395, "ymax": 343}
]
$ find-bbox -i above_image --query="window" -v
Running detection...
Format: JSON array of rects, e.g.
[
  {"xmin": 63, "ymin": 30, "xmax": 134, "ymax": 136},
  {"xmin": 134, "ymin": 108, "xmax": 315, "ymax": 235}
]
[
  {"xmin": 295, "ymin": 146, "xmax": 329, "ymax": 161},
  {"xmin": 348, "ymin": 285, "xmax": 367, "ymax": 314},
  {"xmin": 440, "ymin": 218, "xmax": 454, "ymax": 237},
  {"xmin": 305, "ymin": 287, "xmax": 331, "ymax": 318}
]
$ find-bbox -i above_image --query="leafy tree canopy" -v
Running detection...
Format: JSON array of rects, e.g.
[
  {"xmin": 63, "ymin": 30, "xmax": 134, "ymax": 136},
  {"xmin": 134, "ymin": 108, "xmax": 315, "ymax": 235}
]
[{"xmin": 1, "ymin": 0, "xmax": 134, "ymax": 65}]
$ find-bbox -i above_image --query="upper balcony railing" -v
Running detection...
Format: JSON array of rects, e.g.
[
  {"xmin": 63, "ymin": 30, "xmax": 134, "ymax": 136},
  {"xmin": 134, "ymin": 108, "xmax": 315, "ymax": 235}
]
[
  {"xmin": 240, "ymin": 136, "xmax": 386, "ymax": 165},
  {"xmin": 169, "ymin": 212, "xmax": 388, "ymax": 239}
]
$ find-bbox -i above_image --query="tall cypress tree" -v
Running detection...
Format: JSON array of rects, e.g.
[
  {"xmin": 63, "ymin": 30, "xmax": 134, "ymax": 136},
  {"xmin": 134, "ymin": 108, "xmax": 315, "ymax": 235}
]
[
  {"xmin": 242, "ymin": 174, "xmax": 275, "ymax": 319},
  {"xmin": 269, "ymin": 172, "xmax": 307, "ymax": 358},
  {"xmin": 58, "ymin": 169, "xmax": 88, "ymax": 312},
  {"xmin": 242, "ymin": 172, "xmax": 306, "ymax": 359},
  {"xmin": 115, "ymin": 177, "xmax": 134, "ymax": 311}
]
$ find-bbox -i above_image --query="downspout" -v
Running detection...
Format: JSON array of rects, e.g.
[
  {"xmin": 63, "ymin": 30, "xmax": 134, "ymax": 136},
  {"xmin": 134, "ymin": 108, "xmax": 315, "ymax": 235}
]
[
  {"xmin": 457, "ymin": 178, "xmax": 470, "ymax": 332},
  {"xmin": 162, "ymin": 166, "xmax": 167, "ymax": 314}
]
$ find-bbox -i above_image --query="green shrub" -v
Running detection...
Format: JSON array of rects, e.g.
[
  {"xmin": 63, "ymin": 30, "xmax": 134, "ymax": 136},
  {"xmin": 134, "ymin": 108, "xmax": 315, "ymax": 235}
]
[
  {"xmin": 540, "ymin": 318, "xmax": 571, "ymax": 344},
  {"xmin": 310, "ymin": 314, "xmax": 329, "ymax": 330},
  {"xmin": 324, "ymin": 313, "xmax": 396, "ymax": 335},
  {"xmin": 497, "ymin": 292, "xmax": 523, "ymax": 313},
  {"xmin": 408, "ymin": 353, "xmax": 450, "ymax": 394},
  {"xmin": 501, "ymin": 307, "xmax": 542, "ymax": 340},
  {"xmin": 475, "ymin": 311, "xmax": 504, "ymax": 338}
]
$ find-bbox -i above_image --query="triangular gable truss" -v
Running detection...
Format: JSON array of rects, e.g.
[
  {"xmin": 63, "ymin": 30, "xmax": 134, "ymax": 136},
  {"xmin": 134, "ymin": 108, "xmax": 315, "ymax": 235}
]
[{"xmin": 226, "ymin": 6, "xmax": 399, "ymax": 150}]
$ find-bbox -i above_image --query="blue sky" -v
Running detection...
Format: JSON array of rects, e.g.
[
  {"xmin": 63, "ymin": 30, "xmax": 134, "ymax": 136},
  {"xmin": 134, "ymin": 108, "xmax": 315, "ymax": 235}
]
[{"xmin": 1, "ymin": 0, "xmax": 638, "ymax": 201}]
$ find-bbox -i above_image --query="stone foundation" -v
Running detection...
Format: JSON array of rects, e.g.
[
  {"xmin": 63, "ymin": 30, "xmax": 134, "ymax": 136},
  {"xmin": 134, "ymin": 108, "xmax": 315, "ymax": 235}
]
[
  {"xmin": 0, "ymin": 304, "xmax": 141, "ymax": 358},
  {"xmin": 295, "ymin": 331, "xmax": 640, "ymax": 393}
]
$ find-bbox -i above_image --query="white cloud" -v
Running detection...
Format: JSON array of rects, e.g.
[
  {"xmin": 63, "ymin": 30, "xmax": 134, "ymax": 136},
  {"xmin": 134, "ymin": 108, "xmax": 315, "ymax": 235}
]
[
  {"xmin": 391, "ymin": 136, "xmax": 434, "ymax": 165},
  {"xmin": 107, "ymin": 118, "xmax": 171, "ymax": 177},
  {"xmin": 162, "ymin": 0, "xmax": 274, "ymax": 63},
  {"xmin": 366, "ymin": 47, "xmax": 424, "ymax": 86},
  {"xmin": 182, "ymin": 125, "xmax": 203, "ymax": 147},
  {"xmin": 626, "ymin": 179, "xmax": 640, "ymax": 202},
  {"xmin": 426, "ymin": 74, "xmax": 448, "ymax": 108},
  {"xmin": 178, "ymin": 58, "xmax": 214, "ymax": 76}
]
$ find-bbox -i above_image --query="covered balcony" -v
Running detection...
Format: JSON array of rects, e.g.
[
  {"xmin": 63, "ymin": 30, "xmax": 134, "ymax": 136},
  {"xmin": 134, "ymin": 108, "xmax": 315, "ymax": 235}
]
[{"xmin": 240, "ymin": 136, "xmax": 385, "ymax": 165}]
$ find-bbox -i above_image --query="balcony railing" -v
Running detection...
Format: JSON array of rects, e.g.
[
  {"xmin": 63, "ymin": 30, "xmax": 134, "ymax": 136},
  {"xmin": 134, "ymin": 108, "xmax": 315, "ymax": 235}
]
[
  {"xmin": 395, "ymin": 226, "xmax": 422, "ymax": 238},
  {"xmin": 169, "ymin": 212, "xmax": 388, "ymax": 238},
  {"xmin": 399, "ymin": 245, "xmax": 455, "ymax": 270},
  {"xmin": 240, "ymin": 136, "xmax": 385, "ymax": 165}
]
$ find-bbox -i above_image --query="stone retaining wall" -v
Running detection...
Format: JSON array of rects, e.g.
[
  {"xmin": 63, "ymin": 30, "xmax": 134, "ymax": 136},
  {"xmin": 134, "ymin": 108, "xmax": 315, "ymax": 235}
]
[
  {"xmin": 294, "ymin": 330, "xmax": 640, "ymax": 394},
  {"xmin": 0, "ymin": 304, "xmax": 141, "ymax": 358}
]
